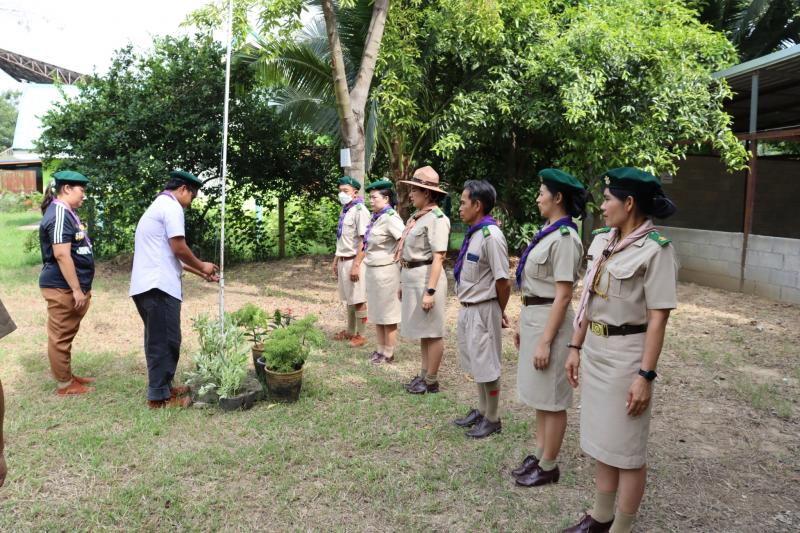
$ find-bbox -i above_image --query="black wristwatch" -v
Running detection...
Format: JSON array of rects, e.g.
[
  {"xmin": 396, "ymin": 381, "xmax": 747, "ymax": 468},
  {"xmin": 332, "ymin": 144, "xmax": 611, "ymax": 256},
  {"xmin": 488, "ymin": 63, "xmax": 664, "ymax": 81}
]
[
  {"xmin": 426, "ymin": 288, "xmax": 436, "ymax": 296},
  {"xmin": 638, "ymin": 369, "xmax": 657, "ymax": 381}
]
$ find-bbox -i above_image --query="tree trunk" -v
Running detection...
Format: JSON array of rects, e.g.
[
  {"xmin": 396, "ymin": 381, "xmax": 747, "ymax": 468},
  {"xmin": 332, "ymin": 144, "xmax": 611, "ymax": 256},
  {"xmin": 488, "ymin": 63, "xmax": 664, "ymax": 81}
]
[{"xmin": 278, "ymin": 196, "xmax": 286, "ymax": 259}]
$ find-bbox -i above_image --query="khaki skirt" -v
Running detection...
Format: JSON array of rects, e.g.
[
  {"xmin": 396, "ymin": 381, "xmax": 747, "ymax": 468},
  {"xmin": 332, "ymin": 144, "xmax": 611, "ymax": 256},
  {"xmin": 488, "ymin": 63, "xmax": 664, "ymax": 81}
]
[
  {"xmin": 337, "ymin": 257, "xmax": 367, "ymax": 305},
  {"xmin": 366, "ymin": 263, "xmax": 401, "ymax": 325},
  {"xmin": 580, "ymin": 330, "xmax": 651, "ymax": 469},
  {"xmin": 400, "ymin": 264, "xmax": 447, "ymax": 340},
  {"xmin": 457, "ymin": 300, "xmax": 503, "ymax": 383},
  {"xmin": 517, "ymin": 304, "xmax": 574, "ymax": 411},
  {"xmin": 0, "ymin": 297, "xmax": 17, "ymax": 340}
]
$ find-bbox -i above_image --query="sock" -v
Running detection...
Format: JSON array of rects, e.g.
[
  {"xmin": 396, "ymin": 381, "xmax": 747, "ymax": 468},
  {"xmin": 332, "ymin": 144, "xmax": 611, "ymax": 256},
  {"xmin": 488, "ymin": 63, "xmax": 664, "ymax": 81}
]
[
  {"xmin": 539, "ymin": 458, "xmax": 557, "ymax": 471},
  {"xmin": 591, "ymin": 490, "xmax": 617, "ymax": 523},
  {"xmin": 424, "ymin": 372, "xmax": 438, "ymax": 385},
  {"xmin": 534, "ymin": 446, "xmax": 544, "ymax": 460},
  {"xmin": 484, "ymin": 379, "xmax": 500, "ymax": 422},
  {"xmin": 609, "ymin": 511, "xmax": 636, "ymax": 533},
  {"xmin": 377, "ymin": 344, "xmax": 386, "ymax": 355},
  {"xmin": 57, "ymin": 380, "xmax": 72, "ymax": 389},
  {"xmin": 419, "ymin": 368, "xmax": 427, "ymax": 380},
  {"xmin": 346, "ymin": 306, "xmax": 356, "ymax": 335},
  {"xmin": 477, "ymin": 383, "xmax": 487, "ymax": 415},
  {"xmin": 383, "ymin": 344, "xmax": 394, "ymax": 358},
  {"xmin": 354, "ymin": 308, "xmax": 368, "ymax": 335}
]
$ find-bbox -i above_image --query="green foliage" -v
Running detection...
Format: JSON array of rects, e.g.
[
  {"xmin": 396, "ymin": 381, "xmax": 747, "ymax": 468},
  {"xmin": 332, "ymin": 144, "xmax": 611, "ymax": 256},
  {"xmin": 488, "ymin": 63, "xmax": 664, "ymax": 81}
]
[
  {"xmin": 0, "ymin": 90, "xmax": 19, "ymax": 149},
  {"xmin": 186, "ymin": 313, "xmax": 250, "ymax": 399},
  {"xmin": 0, "ymin": 191, "xmax": 40, "ymax": 214},
  {"xmin": 261, "ymin": 314, "xmax": 324, "ymax": 373},
  {"xmin": 230, "ymin": 303, "xmax": 272, "ymax": 344}
]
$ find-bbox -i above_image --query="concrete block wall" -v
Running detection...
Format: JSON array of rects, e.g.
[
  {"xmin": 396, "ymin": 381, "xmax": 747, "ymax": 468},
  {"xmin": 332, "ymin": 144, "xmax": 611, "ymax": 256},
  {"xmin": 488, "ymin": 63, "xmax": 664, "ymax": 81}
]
[{"xmin": 661, "ymin": 226, "xmax": 800, "ymax": 305}]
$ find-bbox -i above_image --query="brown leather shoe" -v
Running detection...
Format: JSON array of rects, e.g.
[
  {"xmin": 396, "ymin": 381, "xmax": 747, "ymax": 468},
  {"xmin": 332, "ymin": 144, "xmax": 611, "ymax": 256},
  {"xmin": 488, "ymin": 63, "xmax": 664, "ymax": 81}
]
[
  {"xmin": 72, "ymin": 374, "xmax": 96, "ymax": 384},
  {"xmin": 147, "ymin": 399, "xmax": 167, "ymax": 409},
  {"xmin": 407, "ymin": 380, "xmax": 439, "ymax": 394},
  {"xmin": 516, "ymin": 464, "xmax": 560, "ymax": 487},
  {"xmin": 167, "ymin": 395, "xmax": 192, "ymax": 408},
  {"xmin": 453, "ymin": 408, "xmax": 482, "ymax": 428},
  {"xmin": 561, "ymin": 514, "xmax": 614, "ymax": 533},
  {"xmin": 349, "ymin": 333, "xmax": 366, "ymax": 347},
  {"xmin": 511, "ymin": 454, "xmax": 540, "ymax": 478},
  {"xmin": 55, "ymin": 379, "xmax": 94, "ymax": 396},
  {"xmin": 466, "ymin": 417, "xmax": 501, "ymax": 438},
  {"xmin": 333, "ymin": 330, "xmax": 353, "ymax": 341},
  {"xmin": 170, "ymin": 385, "xmax": 189, "ymax": 398}
]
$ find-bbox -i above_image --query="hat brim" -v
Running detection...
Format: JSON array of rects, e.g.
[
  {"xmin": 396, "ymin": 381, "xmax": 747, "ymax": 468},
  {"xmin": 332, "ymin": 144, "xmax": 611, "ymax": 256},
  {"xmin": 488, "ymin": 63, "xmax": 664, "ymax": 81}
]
[{"xmin": 397, "ymin": 180, "xmax": 447, "ymax": 194}]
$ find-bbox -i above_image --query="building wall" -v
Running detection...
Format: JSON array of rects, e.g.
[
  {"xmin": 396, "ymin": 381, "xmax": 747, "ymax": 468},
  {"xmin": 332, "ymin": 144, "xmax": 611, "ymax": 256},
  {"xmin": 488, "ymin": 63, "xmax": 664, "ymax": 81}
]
[
  {"xmin": 661, "ymin": 226, "xmax": 800, "ymax": 305},
  {"xmin": 0, "ymin": 168, "xmax": 39, "ymax": 193}
]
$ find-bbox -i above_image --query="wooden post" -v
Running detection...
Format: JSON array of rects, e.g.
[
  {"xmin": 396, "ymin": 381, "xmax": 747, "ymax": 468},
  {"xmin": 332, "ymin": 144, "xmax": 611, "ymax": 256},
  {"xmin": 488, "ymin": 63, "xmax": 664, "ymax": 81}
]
[
  {"xmin": 740, "ymin": 72, "xmax": 759, "ymax": 290},
  {"xmin": 278, "ymin": 196, "xmax": 286, "ymax": 259}
]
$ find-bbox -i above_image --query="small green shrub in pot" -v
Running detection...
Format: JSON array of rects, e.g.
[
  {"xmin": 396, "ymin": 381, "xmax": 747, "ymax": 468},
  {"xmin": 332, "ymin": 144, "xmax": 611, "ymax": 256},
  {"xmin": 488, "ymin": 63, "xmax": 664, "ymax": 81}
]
[
  {"xmin": 185, "ymin": 313, "xmax": 249, "ymax": 399},
  {"xmin": 261, "ymin": 315, "xmax": 325, "ymax": 373}
]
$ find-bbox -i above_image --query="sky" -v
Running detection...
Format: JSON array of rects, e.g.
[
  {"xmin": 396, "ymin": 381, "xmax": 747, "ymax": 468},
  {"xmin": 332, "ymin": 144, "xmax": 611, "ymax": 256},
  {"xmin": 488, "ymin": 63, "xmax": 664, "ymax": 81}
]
[{"xmin": 0, "ymin": 0, "xmax": 212, "ymax": 90}]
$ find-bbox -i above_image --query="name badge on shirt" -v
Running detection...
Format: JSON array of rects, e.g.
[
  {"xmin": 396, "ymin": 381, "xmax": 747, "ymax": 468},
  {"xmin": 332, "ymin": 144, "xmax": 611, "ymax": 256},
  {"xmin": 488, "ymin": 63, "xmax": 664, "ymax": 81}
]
[
  {"xmin": 76, "ymin": 246, "xmax": 92, "ymax": 255},
  {"xmin": 467, "ymin": 253, "xmax": 480, "ymax": 262}
]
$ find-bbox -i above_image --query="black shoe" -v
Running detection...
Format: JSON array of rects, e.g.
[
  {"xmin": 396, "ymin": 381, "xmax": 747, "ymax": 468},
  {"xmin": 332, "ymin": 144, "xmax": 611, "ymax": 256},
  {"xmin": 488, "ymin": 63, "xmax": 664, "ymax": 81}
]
[
  {"xmin": 407, "ymin": 379, "xmax": 439, "ymax": 394},
  {"xmin": 453, "ymin": 408, "xmax": 483, "ymax": 428},
  {"xmin": 516, "ymin": 464, "xmax": 560, "ymax": 487},
  {"xmin": 404, "ymin": 375, "xmax": 422, "ymax": 391},
  {"xmin": 466, "ymin": 417, "xmax": 501, "ymax": 438},
  {"xmin": 511, "ymin": 454, "xmax": 539, "ymax": 478}
]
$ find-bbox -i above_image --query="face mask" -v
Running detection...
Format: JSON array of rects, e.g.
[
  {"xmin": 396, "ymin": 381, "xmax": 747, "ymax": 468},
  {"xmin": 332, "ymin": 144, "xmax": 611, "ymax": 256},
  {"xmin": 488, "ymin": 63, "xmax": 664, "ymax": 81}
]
[{"xmin": 338, "ymin": 192, "xmax": 353, "ymax": 206}]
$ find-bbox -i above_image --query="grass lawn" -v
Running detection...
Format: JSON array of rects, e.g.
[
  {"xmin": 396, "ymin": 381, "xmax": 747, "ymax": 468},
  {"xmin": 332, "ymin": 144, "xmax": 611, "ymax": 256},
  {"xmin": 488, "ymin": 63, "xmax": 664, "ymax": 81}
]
[{"xmin": 0, "ymin": 211, "xmax": 798, "ymax": 531}]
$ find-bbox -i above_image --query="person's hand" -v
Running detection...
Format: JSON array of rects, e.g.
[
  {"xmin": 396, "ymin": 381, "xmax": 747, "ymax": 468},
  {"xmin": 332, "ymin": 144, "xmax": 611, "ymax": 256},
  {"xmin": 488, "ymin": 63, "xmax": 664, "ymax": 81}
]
[
  {"xmin": 566, "ymin": 348, "xmax": 581, "ymax": 388},
  {"xmin": 72, "ymin": 288, "xmax": 88, "ymax": 311},
  {"xmin": 0, "ymin": 451, "xmax": 7, "ymax": 487},
  {"xmin": 397, "ymin": 288, "xmax": 402, "ymax": 301},
  {"xmin": 205, "ymin": 272, "xmax": 220, "ymax": 283},
  {"xmin": 627, "ymin": 376, "xmax": 652, "ymax": 417},
  {"xmin": 350, "ymin": 264, "xmax": 360, "ymax": 282},
  {"xmin": 501, "ymin": 313, "xmax": 510, "ymax": 329},
  {"xmin": 533, "ymin": 343, "xmax": 551, "ymax": 370},
  {"xmin": 513, "ymin": 330, "xmax": 520, "ymax": 350},
  {"xmin": 333, "ymin": 259, "xmax": 339, "ymax": 279},
  {"xmin": 421, "ymin": 293, "xmax": 435, "ymax": 312},
  {"xmin": 199, "ymin": 262, "xmax": 218, "ymax": 278}
]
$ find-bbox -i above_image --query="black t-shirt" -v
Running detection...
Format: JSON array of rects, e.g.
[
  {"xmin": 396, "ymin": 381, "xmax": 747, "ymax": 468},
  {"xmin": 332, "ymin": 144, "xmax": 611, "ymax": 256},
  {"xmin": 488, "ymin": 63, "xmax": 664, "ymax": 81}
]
[{"xmin": 39, "ymin": 201, "xmax": 95, "ymax": 292}]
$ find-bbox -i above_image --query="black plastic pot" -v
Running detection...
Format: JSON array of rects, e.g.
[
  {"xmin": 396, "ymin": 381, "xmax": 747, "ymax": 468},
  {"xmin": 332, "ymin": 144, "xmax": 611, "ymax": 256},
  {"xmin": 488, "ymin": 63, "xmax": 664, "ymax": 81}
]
[
  {"xmin": 252, "ymin": 344, "xmax": 266, "ymax": 386},
  {"xmin": 219, "ymin": 389, "xmax": 260, "ymax": 411},
  {"xmin": 257, "ymin": 356, "xmax": 303, "ymax": 403}
]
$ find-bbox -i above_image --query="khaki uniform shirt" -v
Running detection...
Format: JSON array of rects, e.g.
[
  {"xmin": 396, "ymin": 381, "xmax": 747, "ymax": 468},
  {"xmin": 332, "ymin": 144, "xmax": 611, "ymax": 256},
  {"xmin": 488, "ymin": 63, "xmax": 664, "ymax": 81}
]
[
  {"xmin": 586, "ymin": 231, "xmax": 678, "ymax": 326},
  {"xmin": 521, "ymin": 226, "xmax": 583, "ymax": 298},
  {"xmin": 335, "ymin": 202, "xmax": 370, "ymax": 257},
  {"xmin": 401, "ymin": 209, "xmax": 450, "ymax": 262},
  {"xmin": 364, "ymin": 210, "xmax": 405, "ymax": 267},
  {"xmin": 456, "ymin": 225, "xmax": 510, "ymax": 303}
]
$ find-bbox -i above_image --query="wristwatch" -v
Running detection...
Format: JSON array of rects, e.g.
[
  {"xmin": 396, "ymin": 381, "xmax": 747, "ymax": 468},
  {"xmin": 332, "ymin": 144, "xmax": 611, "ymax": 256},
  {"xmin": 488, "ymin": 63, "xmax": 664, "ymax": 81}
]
[
  {"xmin": 638, "ymin": 369, "xmax": 657, "ymax": 381},
  {"xmin": 426, "ymin": 288, "xmax": 436, "ymax": 296}
]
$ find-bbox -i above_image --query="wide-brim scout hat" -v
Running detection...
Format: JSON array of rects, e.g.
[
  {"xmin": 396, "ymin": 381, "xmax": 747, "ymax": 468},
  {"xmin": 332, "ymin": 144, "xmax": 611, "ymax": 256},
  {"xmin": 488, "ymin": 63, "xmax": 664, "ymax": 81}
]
[
  {"xmin": 338, "ymin": 175, "xmax": 362, "ymax": 189},
  {"xmin": 365, "ymin": 178, "xmax": 394, "ymax": 192},
  {"xmin": 53, "ymin": 170, "xmax": 90, "ymax": 186},
  {"xmin": 397, "ymin": 166, "xmax": 447, "ymax": 194},
  {"xmin": 538, "ymin": 168, "xmax": 586, "ymax": 193},
  {"xmin": 170, "ymin": 170, "xmax": 204, "ymax": 189}
]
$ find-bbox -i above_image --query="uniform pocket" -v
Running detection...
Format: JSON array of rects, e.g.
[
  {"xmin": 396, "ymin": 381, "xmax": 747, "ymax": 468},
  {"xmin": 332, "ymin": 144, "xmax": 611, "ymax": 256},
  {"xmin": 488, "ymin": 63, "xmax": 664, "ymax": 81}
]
[
  {"xmin": 462, "ymin": 258, "xmax": 479, "ymax": 282},
  {"xmin": 606, "ymin": 263, "xmax": 637, "ymax": 298},
  {"xmin": 533, "ymin": 249, "xmax": 551, "ymax": 277}
]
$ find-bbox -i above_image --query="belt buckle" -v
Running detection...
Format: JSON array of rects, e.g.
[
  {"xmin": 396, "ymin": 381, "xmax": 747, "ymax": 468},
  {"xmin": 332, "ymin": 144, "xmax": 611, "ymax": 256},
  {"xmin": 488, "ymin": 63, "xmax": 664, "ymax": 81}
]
[{"xmin": 591, "ymin": 321, "xmax": 608, "ymax": 337}]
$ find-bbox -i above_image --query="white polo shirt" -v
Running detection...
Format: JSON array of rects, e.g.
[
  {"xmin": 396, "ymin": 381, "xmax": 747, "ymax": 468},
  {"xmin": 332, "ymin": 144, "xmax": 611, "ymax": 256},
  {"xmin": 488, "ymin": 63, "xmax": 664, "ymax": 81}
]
[{"xmin": 129, "ymin": 193, "xmax": 185, "ymax": 301}]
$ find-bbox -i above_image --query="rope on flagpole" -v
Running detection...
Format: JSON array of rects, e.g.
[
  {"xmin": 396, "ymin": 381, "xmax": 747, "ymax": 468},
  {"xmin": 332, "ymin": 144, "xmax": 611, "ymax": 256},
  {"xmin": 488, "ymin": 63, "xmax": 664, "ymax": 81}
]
[{"xmin": 218, "ymin": 0, "xmax": 234, "ymax": 335}]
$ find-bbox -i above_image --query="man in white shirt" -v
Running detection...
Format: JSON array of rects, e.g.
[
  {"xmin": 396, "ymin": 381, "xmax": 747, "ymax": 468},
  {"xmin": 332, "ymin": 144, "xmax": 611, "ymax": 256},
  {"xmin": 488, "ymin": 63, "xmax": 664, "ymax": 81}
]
[{"xmin": 129, "ymin": 170, "xmax": 218, "ymax": 409}]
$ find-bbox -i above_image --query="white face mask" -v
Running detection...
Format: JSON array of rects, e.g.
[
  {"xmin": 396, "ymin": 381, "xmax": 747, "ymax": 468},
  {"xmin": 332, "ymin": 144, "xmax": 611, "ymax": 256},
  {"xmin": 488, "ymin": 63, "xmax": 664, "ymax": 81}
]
[{"xmin": 338, "ymin": 192, "xmax": 353, "ymax": 206}]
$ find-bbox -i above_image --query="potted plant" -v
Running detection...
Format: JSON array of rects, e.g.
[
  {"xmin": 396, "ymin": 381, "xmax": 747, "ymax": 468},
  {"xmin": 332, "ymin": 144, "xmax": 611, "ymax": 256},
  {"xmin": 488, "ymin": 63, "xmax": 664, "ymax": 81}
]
[
  {"xmin": 231, "ymin": 305, "xmax": 294, "ymax": 386},
  {"xmin": 186, "ymin": 313, "xmax": 259, "ymax": 411},
  {"xmin": 256, "ymin": 314, "xmax": 324, "ymax": 403}
]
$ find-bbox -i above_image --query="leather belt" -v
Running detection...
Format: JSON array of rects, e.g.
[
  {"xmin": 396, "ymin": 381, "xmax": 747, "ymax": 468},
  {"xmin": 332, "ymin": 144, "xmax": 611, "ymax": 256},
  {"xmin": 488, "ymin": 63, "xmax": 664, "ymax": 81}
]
[
  {"xmin": 401, "ymin": 259, "xmax": 433, "ymax": 269},
  {"xmin": 461, "ymin": 298, "xmax": 497, "ymax": 307},
  {"xmin": 338, "ymin": 255, "xmax": 356, "ymax": 261},
  {"xmin": 522, "ymin": 296, "xmax": 554, "ymax": 306},
  {"xmin": 590, "ymin": 321, "xmax": 647, "ymax": 337}
]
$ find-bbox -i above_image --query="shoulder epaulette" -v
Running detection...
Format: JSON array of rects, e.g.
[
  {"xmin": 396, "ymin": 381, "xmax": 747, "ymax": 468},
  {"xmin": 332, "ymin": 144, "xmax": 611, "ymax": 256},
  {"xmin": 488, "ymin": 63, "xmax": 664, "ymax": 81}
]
[
  {"xmin": 648, "ymin": 231, "xmax": 671, "ymax": 247},
  {"xmin": 387, "ymin": 208, "xmax": 396, "ymax": 216},
  {"xmin": 356, "ymin": 203, "xmax": 365, "ymax": 210},
  {"xmin": 432, "ymin": 207, "xmax": 444, "ymax": 218},
  {"xmin": 592, "ymin": 226, "xmax": 612, "ymax": 235},
  {"xmin": 481, "ymin": 226, "xmax": 491, "ymax": 238},
  {"xmin": 559, "ymin": 225, "xmax": 570, "ymax": 235}
]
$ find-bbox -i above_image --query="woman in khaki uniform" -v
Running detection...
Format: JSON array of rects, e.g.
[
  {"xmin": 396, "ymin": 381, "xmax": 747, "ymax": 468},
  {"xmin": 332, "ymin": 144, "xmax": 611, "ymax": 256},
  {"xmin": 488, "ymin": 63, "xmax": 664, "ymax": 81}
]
[
  {"xmin": 396, "ymin": 166, "xmax": 451, "ymax": 394},
  {"xmin": 511, "ymin": 169, "xmax": 589, "ymax": 487},
  {"xmin": 562, "ymin": 168, "xmax": 678, "ymax": 533},
  {"xmin": 362, "ymin": 179, "xmax": 405, "ymax": 364},
  {"xmin": 0, "ymin": 296, "xmax": 16, "ymax": 487}
]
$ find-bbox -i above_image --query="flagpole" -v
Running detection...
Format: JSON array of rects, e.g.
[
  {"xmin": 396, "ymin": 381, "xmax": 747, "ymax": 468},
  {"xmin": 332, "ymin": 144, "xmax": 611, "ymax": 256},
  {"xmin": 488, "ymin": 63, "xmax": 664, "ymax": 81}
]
[{"xmin": 219, "ymin": 0, "xmax": 233, "ymax": 334}]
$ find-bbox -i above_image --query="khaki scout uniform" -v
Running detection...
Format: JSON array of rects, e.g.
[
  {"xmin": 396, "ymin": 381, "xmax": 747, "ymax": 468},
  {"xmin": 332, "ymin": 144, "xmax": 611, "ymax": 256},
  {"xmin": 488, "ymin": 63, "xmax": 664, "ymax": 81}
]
[
  {"xmin": 517, "ymin": 225, "xmax": 582, "ymax": 411},
  {"xmin": 399, "ymin": 208, "xmax": 450, "ymax": 339},
  {"xmin": 364, "ymin": 209, "xmax": 405, "ymax": 324},
  {"xmin": 456, "ymin": 225, "xmax": 510, "ymax": 383},
  {"xmin": 336, "ymin": 201, "xmax": 371, "ymax": 305},
  {"xmin": 0, "ymin": 297, "xmax": 16, "ymax": 340},
  {"xmin": 580, "ymin": 227, "xmax": 678, "ymax": 469}
]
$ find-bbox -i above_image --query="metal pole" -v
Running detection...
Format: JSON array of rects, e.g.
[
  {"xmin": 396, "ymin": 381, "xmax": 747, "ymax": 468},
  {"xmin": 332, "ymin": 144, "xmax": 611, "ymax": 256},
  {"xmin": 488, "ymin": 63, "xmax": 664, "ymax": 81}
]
[
  {"xmin": 740, "ymin": 72, "xmax": 759, "ymax": 290},
  {"xmin": 219, "ymin": 0, "xmax": 233, "ymax": 332}
]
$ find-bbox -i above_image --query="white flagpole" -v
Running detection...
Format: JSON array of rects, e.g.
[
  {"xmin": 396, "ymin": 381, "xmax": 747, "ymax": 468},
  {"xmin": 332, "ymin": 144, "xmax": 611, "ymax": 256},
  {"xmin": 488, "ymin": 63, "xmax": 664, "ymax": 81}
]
[{"xmin": 219, "ymin": 0, "xmax": 233, "ymax": 333}]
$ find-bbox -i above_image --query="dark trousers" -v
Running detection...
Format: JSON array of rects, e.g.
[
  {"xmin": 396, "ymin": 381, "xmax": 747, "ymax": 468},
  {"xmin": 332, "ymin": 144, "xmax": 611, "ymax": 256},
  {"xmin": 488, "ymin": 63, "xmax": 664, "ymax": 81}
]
[{"xmin": 132, "ymin": 288, "xmax": 181, "ymax": 401}]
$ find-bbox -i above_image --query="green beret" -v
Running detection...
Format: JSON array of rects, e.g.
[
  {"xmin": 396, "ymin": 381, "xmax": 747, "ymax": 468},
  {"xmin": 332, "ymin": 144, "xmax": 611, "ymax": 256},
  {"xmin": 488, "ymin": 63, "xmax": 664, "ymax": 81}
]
[
  {"xmin": 538, "ymin": 168, "xmax": 585, "ymax": 192},
  {"xmin": 169, "ymin": 170, "xmax": 204, "ymax": 189},
  {"xmin": 365, "ymin": 179, "xmax": 394, "ymax": 192},
  {"xmin": 338, "ymin": 175, "xmax": 362, "ymax": 189},
  {"xmin": 602, "ymin": 167, "xmax": 661, "ymax": 189},
  {"xmin": 53, "ymin": 170, "xmax": 89, "ymax": 185}
]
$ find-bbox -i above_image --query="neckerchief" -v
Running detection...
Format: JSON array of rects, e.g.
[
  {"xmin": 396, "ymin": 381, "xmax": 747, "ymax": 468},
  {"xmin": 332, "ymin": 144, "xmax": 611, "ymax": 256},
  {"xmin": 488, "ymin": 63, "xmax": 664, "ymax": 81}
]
[
  {"xmin": 453, "ymin": 215, "xmax": 498, "ymax": 284},
  {"xmin": 573, "ymin": 219, "xmax": 655, "ymax": 329},
  {"xmin": 336, "ymin": 197, "xmax": 364, "ymax": 240},
  {"xmin": 363, "ymin": 205, "xmax": 392, "ymax": 251},
  {"xmin": 515, "ymin": 216, "xmax": 577, "ymax": 288},
  {"xmin": 52, "ymin": 199, "xmax": 91, "ymax": 247},
  {"xmin": 158, "ymin": 190, "xmax": 179, "ymax": 202},
  {"xmin": 393, "ymin": 206, "xmax": 434, "ymax": 262}
]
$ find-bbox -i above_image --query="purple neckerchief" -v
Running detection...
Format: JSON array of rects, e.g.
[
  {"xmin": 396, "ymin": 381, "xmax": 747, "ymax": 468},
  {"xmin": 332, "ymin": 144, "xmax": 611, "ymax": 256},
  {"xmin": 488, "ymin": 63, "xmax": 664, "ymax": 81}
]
[
  {"xmin": 336, "ymin": 197, "xmax": 364, "ymax": 240},
  {"xmin": 53, "ymin": 199, "xmax": 91, "ymax": 246},
  {"xmin": 454, "ymin": 215, "xmax": 498, "ymax": 284},
  {"xmin": 158, "ymin": 190, "xmax": 178, "ymax": 202},
  {"xmin": 515, "ymin": 216, "xmax": 577, "ymax": 288},
  {"xmin": 363, "ymin": 205, "xmax": 391, "ymax": 251}
]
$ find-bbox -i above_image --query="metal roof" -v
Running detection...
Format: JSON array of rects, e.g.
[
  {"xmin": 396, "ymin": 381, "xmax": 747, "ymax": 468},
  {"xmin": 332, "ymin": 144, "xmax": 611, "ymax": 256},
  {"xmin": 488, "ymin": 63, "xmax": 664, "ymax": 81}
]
[{"xmin": 0, "ymin": 48, "xmax": 84, "ymax": 84}]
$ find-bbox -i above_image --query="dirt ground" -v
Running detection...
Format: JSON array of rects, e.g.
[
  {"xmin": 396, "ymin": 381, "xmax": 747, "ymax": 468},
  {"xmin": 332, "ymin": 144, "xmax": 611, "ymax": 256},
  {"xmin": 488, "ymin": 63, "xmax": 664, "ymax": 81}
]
[{"xmin": 0, "ymin": 255, "xmax": 798, "ymax": 531}]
